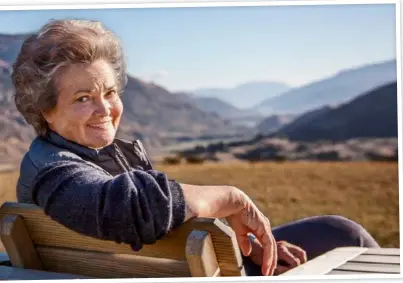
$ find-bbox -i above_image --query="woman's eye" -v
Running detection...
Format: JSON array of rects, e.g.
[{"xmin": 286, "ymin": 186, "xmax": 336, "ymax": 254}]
[
  {"xmin": 76, "ymin": 96, "xmax": 89, "ymax": 103},
  {"xmin": 106, "ymin": 90, "xmax": 117, "ymax": 97}
]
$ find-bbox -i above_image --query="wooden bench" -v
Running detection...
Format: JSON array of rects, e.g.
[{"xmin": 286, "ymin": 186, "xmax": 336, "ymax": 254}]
[
  {"xmin": 0, "ymin": 202, "xmax": 246, "ymax": 279},
  {"xmin": 1, "ymin": 202, "xmax": 399, "ymax": 279},
  {"xmin": 282, "ymin": 247, "xmax": 400, "ymax": 276}
]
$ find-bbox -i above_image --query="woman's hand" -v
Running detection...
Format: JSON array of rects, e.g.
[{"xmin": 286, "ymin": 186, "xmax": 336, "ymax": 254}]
[
  {"xmin": 247, "ymin": 237, "xmax": 307, "ymax": 275},
  {"xmin": 226, "ymin": 200, "xmax": 278, "ymax": 276},
  {"xmin": 274, "ymin": 241, "xmax": 307, "ymax": 274},
  {"xmin": 180, "ymin": 184, "xmax": 278, "ymax": 276}
]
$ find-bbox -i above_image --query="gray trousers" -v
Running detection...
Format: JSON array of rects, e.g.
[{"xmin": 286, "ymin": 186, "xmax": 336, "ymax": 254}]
[{"xmin": 243, "ymin": 215, "xmax": 380, "ymax": 276}]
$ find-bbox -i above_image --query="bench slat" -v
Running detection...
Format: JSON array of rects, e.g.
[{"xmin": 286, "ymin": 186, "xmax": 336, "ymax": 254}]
[
  {"xmin": 0, "ymin": 266, "xmax": 91, "ymax": 280},
  {"xmin": 281, "ymin": 247, "xmax": 368, "ymax": 276},
  {"xmin": 350, "ymin": 254, "xmax": 400, "ymax": 265},
  {"xmin": 335, "ymin": 262, "xmax": 400, "ymax": 274},
  {"xmin": 364, "ymin": 248, "xmax": 400, "ymax": 256},
  {"xmin": 0, "ymin": 202, "xmax": 244, "ymax": 277},
  {"xmin": 37, "ymin": 246, "xmax": 191, "ymax": 278},
  {"xmin": 327, "ymin": 269, "xmax": 370, "ymax": 275}
]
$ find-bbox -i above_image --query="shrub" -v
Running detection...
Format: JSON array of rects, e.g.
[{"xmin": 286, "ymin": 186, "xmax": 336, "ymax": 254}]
[
  {"xmin": 186, "ymin": 155, "xmax": 205, "ymax": 164},
  {"xmin": 162, "ymin": 156, "xmax": 181, "ymax": 165}
]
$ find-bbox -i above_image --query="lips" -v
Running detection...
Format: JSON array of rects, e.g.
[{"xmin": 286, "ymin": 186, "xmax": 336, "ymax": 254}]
[{"xmin": 87, "ymin": 121, "xmax": 113, "ymax": 129}]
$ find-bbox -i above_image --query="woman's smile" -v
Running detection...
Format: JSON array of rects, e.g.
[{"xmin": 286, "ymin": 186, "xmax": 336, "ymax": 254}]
[
  {"xmin": 87, "ymin": 120, "xmax": 113, "ymax": 130},
  {"xmin": 42, "ymin": 59, "xmax": 123, "ymax": 149}
]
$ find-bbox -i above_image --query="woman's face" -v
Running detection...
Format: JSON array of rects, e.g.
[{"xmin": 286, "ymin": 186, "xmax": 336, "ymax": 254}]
[{"xmin": 43, "ymin": 59, "xmax": 123, "ymax": 149}]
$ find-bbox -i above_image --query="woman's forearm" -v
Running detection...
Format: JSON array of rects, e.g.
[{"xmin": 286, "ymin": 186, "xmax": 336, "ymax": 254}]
[{"xmin": 180, "ymin": 183, "xmax": 248, "ymax": 222}]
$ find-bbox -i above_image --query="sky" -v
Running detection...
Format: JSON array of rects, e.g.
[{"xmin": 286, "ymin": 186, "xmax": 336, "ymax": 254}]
[{"xmin": 0, "ymin": 3, "xmax": 397, "ymax": 92}]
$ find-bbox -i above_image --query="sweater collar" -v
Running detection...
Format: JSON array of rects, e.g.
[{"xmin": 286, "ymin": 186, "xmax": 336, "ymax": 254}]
[{"xmin": 44, "ymin": 130, "xmax": 117, "ymax": 162}]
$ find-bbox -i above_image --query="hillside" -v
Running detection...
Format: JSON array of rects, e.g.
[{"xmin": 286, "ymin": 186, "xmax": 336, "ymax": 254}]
[
  {"xmin": 0, "ymin": 34, "xmax": 31, "ymax": 65},
  {"xmin": 0, "ymin": 73, "xmax": 244, "ymax": 160},
  {"xmin": 175, "ymin": 82, "xmax": 398, "ymax": 163},
  {"xmin": 171, "ymin": 92, "xmax": 263, "ymax": 128},
  {"xmin": 255, "ymin": 59, "xmax": 397, "ymax": 115},
  {"xmin": 192, "ymin": 81, "xmax": 290, "ymax": 109},
  {"xmin": 256, "ymin": 114, "xmax": 296, "ymax": 135},
  {"xmin": 194, "ymin": 96, "xmax": 246, "ymax": 118},
  {"xmin": 118, "ymin": 77, "xmax": 243, "ymax": 149},
  {"xmin": 0, "ymin": 32, "xmax": 250, "ymax": 161},
  {"xmin": 277, "ymin": 81, "xmax": 398, "ymax": 141}
]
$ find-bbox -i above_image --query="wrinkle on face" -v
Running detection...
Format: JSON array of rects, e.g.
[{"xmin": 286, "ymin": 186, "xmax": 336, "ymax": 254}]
[{"xmin": 43, "ymin": 59, "xmax": 123, "ymax": 149}]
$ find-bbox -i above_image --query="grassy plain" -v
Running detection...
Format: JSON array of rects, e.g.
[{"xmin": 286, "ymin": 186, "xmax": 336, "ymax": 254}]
[{"xmin": 0, "ymin": 161, "xmax": 399, "ymax": 251}]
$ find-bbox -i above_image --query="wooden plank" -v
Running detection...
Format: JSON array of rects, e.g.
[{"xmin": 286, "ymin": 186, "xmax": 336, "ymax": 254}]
[
  {"xmin": 186, "ymin": 230, "xmax": 221, "ymax": 277},
  {"xmin": 0, "ymin": 266, "xmax": 92, "ymax": 280},
  {"xmin": 328, "ymin": 269, "xmax": 371, "ymax": 275},
  {"xmin": 0, "ymin": 202, "xmax": 244, "ymax": 277},
  {"xmin": 36, "ymin": 246, "xmax": 190, "ymax": 278},
  {"xmin": 281, "ymin": 247, "xmax": 368, "ymax": 276},
  {"xmin": 351, "ymin": 254, "xmax": 400, "ymax": 265},
  {"xmin": 0, "ymin": 215, "xmax": 43, "ymax": 270},
  {"xmin": 335, "ymin": 262, "xmax": 400, "ymax": 274},
  {"xmin": 364, "ymin": 248, "xmax": 400, "ymax": 256}
]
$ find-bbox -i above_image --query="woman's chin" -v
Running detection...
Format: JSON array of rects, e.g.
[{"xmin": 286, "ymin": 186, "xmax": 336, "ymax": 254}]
[{"xmin": 84, "ymin": 129, "xmax": 116, "ymax": 149}]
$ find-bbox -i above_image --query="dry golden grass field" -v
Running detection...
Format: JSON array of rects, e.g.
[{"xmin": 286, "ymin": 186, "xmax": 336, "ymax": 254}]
[{"xmin": 0, "ymin": 161, "xmax": 399, "ymax": 252}]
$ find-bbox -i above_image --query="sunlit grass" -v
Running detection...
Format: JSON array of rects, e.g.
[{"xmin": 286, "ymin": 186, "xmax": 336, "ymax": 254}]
[{"xmin": 0, "ymin": 161, "xmax": 399, "ymax": 251}]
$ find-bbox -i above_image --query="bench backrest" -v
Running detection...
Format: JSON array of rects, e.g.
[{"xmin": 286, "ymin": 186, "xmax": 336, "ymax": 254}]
[{"xmin": 0, "ymin": 202, "xmax": 245, "ymax": 278}]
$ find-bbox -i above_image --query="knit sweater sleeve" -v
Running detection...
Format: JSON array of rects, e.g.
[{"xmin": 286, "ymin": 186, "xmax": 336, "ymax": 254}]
[{"xmin": 31, "ymin": 160, "xmax": 186, "ymax": 250}]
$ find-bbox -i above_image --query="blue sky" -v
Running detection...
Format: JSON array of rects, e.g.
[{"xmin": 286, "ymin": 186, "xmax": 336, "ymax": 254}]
[{"xmin": 0, "ymin": 3, "xmax": 397, "ymax": 92}]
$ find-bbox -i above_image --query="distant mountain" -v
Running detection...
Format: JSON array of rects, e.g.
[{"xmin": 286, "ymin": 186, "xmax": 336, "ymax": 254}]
[
  {"xmin": 256, "ymin": 114, "xmax": 296, "ymax": 135},
  {"xmin": 194, "ymin": 96, "xmax": 263, "ymax": 120},
  {"xmin": 118, "ymin": 77, "xmax": 243, "ymax": 148},
  {"xmin": 275, "ymin": 81, "xmax": 398, "ymax": 141},
  {"xmin": 0, "ymin": 73, "xmax": 245, "ymax": 160},
  {"xmin": 0, "ymin": 31, "xmax": 253, "ymax": 160},
  {"xmin": 255, "ymin": 59, "xmax": 397, "ymax": 115},
  {"xmin": 170, "ymin": 92, "xmax": 263, "ymax": 128},
  {"xmin": 192, "ymin": 81, "xmax": 290, "ymax": 109},
  {"xmin": 0, "ymin": 34, "xmax": 31, "ymax": 65}
]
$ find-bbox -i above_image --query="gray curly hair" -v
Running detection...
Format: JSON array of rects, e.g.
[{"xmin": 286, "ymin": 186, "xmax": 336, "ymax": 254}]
[{"xmin": 12, "ymin": 19, "xmax": 128, "ymax": 137}]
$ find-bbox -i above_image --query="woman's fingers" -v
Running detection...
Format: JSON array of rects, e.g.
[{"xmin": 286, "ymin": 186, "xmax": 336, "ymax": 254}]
[
  {"xmin": 237, "ymin": 234, "xmax": 252, "ymax": 257},
  {"xmin": 286, "ymin": 244, "xmax": 307, "ymax": 264},
  {"xmin": 259, "ymin": 217, "xmax": 277, "ymax": 275},
  {"xmin": 274, "ymin": 265, "xmax": 290, "ymax": 275},
  {"xmin": 271, "ymin": 233, "xmax": 278, "ymax": 274},
  {"xmin": 277, "ymin": 243, "xmax": 300, "ymax": 268},
  {"xmin": 261, "ymin": 237, "xmax": 274, "ymax": 275}
]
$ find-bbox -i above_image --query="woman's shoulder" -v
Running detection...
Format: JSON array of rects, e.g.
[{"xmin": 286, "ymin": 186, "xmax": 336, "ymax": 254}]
[
  {"xmin": 26, "ymin": 136, "xmax": 84, "ymax": 170},
  {"xmin": 17, "ymin": 137, "xmax": 83, "ymax": 202}
]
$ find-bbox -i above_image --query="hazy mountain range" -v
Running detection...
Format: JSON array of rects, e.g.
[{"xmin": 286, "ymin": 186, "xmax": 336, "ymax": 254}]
[
  {"xmin": 253, "ymin": 59, "xmax": 397, "ymax": 115},
  {"xmin": 184, "ymin": 59, "xmax": 396, "ymax": 128},
  {"xmin": 0, "ymin": 32, "xmax": 398, "ymax": 163},
  {"xmin": 275, "ymin": 81, "xmax": 398, "ymax": 141},
  {"xmin": 0, "ymin": 34, "xmax": 248, "ymax": 162},
  {"xmin": 178, "ymin": 81, "xmax": 398, "ymax": 162},
  {"xmin": 191, "ymin": 81, "xmax": 291, "ymax": 109}
]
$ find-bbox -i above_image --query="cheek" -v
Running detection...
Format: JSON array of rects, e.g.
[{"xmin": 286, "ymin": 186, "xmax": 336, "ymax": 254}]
[
  {"xmin": 62, "ymin": 106, "xmax": 93, "ymax": 129},
  {"xmin": 111, "ymin": 99, "xmax": 123, "ymax": 121}
]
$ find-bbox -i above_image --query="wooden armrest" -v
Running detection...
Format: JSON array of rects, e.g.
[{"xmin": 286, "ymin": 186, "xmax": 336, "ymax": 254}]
[{"xmin": 0, "ymin": 266, "xmax": 94, "ymax": 280}]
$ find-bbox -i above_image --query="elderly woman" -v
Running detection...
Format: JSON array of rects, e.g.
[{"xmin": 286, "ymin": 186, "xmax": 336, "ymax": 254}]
[{"xmin": 12, "ymin": 19, "xmax": 379, "ymax": 277}]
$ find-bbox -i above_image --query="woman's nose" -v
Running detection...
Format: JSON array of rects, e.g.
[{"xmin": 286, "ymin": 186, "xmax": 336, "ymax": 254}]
[{"xmin": 94, "ymin": 98, "xmax": 111, "ymax": 116}]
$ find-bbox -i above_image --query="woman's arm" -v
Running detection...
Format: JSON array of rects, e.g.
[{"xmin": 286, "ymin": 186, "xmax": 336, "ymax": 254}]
[
  {"xmin": 180, "ymin": 183, "xmax": 278, "ymax": 276},
  {"xmin": 32, "ymin": 160, "xmax": 186, "ymax": 250},
  {"xmin": 32, "ymin": 161, "xmax": 277, "ymax": 275}
]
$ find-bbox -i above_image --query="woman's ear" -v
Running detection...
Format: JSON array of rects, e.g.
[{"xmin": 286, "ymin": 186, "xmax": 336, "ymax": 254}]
[{"xmin": 41, "ymin": 110, "xmax": 53, "ymax": 125}]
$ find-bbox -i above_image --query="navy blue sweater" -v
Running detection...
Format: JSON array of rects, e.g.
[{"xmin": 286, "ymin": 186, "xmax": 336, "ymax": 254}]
[{"xmin": 17, "ymin": 131, "xmax": 186, "ymax": 251}]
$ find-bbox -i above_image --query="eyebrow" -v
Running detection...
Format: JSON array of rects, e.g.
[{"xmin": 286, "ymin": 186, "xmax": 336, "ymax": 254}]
[{"xmin": 73, "ymin": 85, "xmax": 117, "ymax": 96}]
